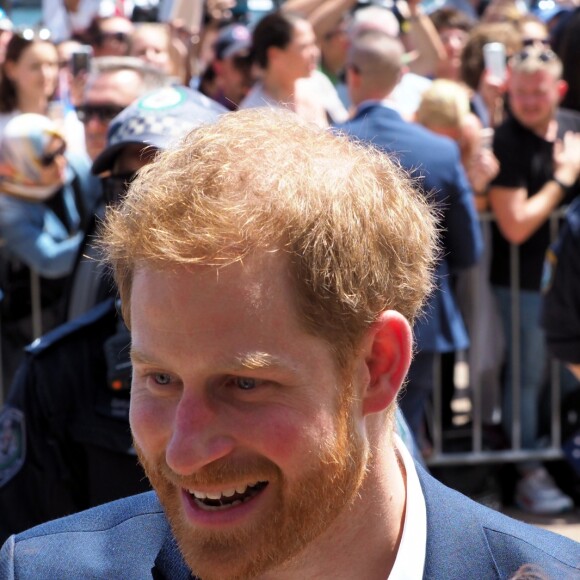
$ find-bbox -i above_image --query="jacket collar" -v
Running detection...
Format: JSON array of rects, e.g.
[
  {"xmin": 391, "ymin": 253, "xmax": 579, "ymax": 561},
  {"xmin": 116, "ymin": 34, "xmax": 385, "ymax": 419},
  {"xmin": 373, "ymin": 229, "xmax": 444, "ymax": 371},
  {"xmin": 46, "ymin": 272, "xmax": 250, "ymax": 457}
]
[
  {"xmin": 151, "ymin": 531, "xmax": 196, "ymax": 580},
  {"xmin": 416, "ymin": 466, "xmax": 499, "ymax": 579},
  {"xmin": 353, "ymin": 99, "xmax": 404, "ymax": 121},
  {"xmin": 149, "ymin": 467, "xmax": 502, "ymax": 579}
]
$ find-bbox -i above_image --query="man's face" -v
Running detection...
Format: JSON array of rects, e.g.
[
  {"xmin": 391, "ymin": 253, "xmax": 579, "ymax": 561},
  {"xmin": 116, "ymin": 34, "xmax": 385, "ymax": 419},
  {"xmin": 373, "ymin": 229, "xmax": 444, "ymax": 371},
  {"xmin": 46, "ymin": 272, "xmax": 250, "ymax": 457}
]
[
  {"xmin": 100, "ymin": 143, "xmax": 158, "ymax": 205},
  {"xmin": 509, "ymin": 68, "xmax": 562, "ymax": 134},
  {"xmin": 215, "ymin": 54, "xmax": 252, "ymax": 107},
  {"xmin": 279, "ymin": 19, "xmax": 319, "ymax": 80},
  {"xmin": 320, "ymin": 22, "xmax": 349, "ymax": 75},
  {"xmin": 129, "ymin": 252, "xmax": 368, "ymax": 579},
  {"xmin": 82, "ymin": 69, "xmax": 144, "ymax": 160},
  {"xmin": 130, "ymin": 29, "xmax": 171, "ymax": 74},
  {"xmin": 437, "ymin": 27, "xmax": 468, "ymax": 79},
  {"xmin": 94, "ymin": 17, "xmax": 133, "ymax": 57}
]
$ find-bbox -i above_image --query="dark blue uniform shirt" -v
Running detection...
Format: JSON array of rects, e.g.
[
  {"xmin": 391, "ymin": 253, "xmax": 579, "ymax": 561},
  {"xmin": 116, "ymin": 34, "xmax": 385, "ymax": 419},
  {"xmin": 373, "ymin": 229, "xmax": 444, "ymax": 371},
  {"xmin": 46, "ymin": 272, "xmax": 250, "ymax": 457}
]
[{"xmin": 542, "ymin": 197, "xmax": 580, "ymax": 365}]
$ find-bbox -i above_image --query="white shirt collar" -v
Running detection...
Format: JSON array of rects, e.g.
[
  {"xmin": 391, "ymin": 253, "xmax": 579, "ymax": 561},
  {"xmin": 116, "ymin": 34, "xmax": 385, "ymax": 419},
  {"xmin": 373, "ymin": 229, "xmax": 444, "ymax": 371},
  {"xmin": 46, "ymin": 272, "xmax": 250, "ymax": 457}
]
[{"xmin": 388, "ymin": 434, "xmax": 427, "ymax": 580}]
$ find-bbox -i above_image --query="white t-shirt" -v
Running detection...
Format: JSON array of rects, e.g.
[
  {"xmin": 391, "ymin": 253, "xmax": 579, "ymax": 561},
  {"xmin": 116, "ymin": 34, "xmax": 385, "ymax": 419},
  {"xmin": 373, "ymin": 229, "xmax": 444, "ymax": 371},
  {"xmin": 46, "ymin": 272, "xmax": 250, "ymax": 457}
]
[{"xmin": 42, "ymin": 0, "xmax": 134, "ymax": 42}]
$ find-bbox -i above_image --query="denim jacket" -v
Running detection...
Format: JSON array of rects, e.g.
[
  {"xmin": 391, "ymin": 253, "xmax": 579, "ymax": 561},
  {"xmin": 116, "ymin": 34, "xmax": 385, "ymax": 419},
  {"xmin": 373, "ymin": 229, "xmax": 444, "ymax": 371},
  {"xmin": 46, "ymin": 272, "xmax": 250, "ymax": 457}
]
[{"xmin": 0, "ymin": 154, "xmax": 97, "ymax": 279}]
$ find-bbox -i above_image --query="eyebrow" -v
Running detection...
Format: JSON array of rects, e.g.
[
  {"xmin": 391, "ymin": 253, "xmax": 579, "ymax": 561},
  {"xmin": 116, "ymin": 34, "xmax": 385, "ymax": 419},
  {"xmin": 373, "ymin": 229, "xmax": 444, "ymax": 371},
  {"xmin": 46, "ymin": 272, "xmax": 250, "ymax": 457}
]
[
  {"xmin": 130, "ymin": 348, "xmax": 159, "ymax": 366},
  {"xmin": 231, "ymin": 352, "xmax": 289, "ymax": 372},
  {"xmin": 130, "ymin": 348, "xmax": 296, "ymax": 374}
]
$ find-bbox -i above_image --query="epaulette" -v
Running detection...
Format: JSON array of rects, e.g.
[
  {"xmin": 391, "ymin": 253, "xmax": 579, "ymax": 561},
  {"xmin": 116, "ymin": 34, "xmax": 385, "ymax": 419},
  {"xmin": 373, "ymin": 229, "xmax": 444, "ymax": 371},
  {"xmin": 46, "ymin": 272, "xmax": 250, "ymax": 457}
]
[{"xmin": 25, "ymin": 297, "xmax": 118, "ymax": 354}]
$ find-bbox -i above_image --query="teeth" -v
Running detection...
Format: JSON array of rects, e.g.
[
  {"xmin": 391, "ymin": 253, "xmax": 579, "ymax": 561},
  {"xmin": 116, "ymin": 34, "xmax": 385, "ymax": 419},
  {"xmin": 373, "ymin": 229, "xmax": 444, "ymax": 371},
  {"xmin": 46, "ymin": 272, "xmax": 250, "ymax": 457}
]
[{"xmin": 187, "ymin": 482, "xmax": 262, "ymax": 500}]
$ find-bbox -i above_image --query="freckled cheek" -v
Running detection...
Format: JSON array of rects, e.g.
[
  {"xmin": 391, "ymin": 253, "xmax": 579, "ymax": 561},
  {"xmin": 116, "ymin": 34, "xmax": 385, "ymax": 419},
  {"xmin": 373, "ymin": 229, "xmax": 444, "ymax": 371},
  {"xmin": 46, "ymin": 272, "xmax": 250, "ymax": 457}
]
[
  {"xmin": 130, "ymin": 393, "xmax": 175, "ymax": 454},
  {"xmin": 246, "ymin": 410, "xmax": 337, "ymax": 470}
]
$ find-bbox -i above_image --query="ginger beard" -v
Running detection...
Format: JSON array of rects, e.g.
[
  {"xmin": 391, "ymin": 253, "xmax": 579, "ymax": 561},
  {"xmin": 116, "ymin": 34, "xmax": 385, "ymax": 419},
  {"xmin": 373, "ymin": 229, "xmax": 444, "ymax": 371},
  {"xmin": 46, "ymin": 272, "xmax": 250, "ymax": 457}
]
[{"xmin": 136, "ymin": 383, "xmax": 369, "ymax": 580}]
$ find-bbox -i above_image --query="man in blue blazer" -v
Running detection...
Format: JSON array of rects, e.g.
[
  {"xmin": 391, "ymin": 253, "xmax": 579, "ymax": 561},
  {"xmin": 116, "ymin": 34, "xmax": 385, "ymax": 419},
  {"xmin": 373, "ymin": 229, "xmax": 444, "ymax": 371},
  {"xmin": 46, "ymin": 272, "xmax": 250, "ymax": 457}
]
[
  {"xmin": 1, "ymin": 109, "xmax": 577, "ymax": 579},
  {"xmin": 2, "ymin": 467, "xmax": 578, "ymax": 579},
  {"xmin": 337, "ymin": 30, "xmax": 483, "ymax": 442}
]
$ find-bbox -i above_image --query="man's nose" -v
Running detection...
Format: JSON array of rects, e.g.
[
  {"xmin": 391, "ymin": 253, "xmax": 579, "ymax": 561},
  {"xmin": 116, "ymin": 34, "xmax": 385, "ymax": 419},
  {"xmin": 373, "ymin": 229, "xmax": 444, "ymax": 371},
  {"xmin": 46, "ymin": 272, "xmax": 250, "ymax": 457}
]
[
  {"xmin": 145, "ymin": 48, "xmax": 158, "ymax": 62},
  {"xmin": 449, "ymin": 36, "xmax": 462, "ymax": 50},
  {"xmin": 84, "ymin": 115, "xmax": 107, "ymax": 134},
  {"xmin": 165, "ymin": 390, "xmax": 235, "ymax": 476},
  {"xmin": 312, "ymin": 44, "xmax": 320, "ymax": 61},
  {"xmin": 41, "ymin": 64, "xmax": 55, "ymax": 81}
]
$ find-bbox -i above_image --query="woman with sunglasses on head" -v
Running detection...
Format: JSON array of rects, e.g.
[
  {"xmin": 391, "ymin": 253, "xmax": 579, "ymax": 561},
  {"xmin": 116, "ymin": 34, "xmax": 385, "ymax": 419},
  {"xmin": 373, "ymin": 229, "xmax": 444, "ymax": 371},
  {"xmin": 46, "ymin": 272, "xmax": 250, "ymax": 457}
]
[
  {"xmin": 0, "ymin": 30, "xmax": 88, "ymax": 154},
  {"xmin": 129, "ymin": 23, "xmax": 189, "ymax": 86},
  {"xmin": 0, "ymin": 31, "xmax": 59, "ymax": 134},
  {"xmin": 0, "ymin": 114, "xmax": 91, "ymax": 385},
  {"xmin": 84, "ymin": 16, "xmax": 134, "ymax": 58}
]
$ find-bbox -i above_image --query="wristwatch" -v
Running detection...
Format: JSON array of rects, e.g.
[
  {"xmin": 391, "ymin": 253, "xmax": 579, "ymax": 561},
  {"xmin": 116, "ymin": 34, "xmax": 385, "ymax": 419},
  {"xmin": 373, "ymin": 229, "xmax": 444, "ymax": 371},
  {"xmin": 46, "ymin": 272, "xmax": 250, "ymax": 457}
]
[{"xmin": 552, "ymin": 177, "xmax": 575, "ymax": 195}]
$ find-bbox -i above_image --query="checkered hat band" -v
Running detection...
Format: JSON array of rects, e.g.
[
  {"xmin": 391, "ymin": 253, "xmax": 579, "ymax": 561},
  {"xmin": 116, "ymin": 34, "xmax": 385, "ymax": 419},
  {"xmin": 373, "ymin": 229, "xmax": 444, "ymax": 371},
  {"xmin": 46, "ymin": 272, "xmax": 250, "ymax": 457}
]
[{"xmin": 111, "ymin": 114, "xmax": 183, "ymax": 145}]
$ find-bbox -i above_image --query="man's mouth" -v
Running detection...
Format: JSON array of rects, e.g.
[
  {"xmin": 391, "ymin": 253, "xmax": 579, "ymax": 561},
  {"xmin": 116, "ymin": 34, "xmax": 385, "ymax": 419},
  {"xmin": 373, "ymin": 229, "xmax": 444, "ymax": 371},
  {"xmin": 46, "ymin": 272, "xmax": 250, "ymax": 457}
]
[{"xmin": 187, "ymin": 481, "xmax": 268, "ymax": 511}]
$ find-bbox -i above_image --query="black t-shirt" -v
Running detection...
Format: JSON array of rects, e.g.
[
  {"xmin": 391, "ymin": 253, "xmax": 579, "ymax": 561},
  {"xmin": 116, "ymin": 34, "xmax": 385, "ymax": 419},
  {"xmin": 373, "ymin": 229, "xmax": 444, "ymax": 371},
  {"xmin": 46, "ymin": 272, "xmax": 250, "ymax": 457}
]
[{"xmin": 490, "ymin": 108, "xmax": 580, "ymax": 290}]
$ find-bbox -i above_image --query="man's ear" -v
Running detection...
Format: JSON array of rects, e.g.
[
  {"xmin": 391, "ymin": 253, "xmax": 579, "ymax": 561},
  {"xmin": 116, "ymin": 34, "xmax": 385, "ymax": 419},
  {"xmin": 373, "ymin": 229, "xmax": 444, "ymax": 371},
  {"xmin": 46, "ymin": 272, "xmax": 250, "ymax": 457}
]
[
  {"xmin": 361, "ymin": 310, "xmax": 412, "ymax": 417},
  {"xmin": 213, "ymin": 60, "xmax": 224, "ymax": 76},
  {"xmin": 3, "ymin": 60, "xmax": 15, "ymax": 82},
  {"xmin": 557, "ymin": 79, "xmax": 568, "ymax": 103},
  {"xmin": 267, "ymin": 46, "xmax": 281, "ymax": 67}
]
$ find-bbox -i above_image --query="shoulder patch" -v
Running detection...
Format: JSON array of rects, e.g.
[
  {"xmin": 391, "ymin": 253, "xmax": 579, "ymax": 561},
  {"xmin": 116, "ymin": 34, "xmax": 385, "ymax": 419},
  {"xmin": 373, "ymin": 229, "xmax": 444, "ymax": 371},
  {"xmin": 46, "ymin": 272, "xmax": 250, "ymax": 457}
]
[{"xmin": 0, "ymin": 407, "xmax": 26, "ymax": 488}]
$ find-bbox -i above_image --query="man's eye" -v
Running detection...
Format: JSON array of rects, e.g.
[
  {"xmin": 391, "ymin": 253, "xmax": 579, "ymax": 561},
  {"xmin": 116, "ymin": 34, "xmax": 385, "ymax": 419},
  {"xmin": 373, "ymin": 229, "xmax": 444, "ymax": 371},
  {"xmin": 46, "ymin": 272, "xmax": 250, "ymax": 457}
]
[
  {"xmin": 235, "ymin": 377, "xmax": 256, "ymax": 390},
  {"xmin": 153, "ymin": 373, "xmax": 172, "ymax": 385}
]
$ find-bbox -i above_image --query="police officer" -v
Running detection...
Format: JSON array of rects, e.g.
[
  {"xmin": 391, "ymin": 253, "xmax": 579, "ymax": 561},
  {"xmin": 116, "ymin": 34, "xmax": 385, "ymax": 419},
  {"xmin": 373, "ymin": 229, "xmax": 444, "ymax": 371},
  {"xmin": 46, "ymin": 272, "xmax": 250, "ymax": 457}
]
[
  {"xmin": 542, "ymin": 197, "xmax": 580, "ymax": 381},
  {"xmin": 541, "ymin": 196, "xmax": 580, "ymax": 481},
  {"xmin": 0, "ymin": 86, "xmax": 226, "ymax": 543}
]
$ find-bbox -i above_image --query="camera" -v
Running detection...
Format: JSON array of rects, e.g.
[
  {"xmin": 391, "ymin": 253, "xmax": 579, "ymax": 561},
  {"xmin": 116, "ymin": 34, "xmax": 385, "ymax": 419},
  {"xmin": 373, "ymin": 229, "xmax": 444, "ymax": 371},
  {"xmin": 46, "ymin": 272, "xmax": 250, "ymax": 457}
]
[{"xmin": 70, "ymin": 46, "xmax": 93, "ymax": 77}]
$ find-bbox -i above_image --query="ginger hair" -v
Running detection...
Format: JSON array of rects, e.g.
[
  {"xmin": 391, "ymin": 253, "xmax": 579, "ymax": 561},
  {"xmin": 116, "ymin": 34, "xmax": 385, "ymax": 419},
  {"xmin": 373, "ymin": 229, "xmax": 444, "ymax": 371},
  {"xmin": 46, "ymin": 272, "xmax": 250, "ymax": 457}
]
[{"xmin": 101, "ymin": 108, "xmax": 438, "ymax": 370}]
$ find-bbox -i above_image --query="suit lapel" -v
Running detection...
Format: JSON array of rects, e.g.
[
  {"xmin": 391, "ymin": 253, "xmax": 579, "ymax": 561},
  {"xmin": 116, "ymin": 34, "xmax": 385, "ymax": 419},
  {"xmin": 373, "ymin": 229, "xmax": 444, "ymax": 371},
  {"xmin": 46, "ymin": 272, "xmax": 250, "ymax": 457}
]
[
  {"xmin": 417, "ymin": 466, "xmax": 500, "ymax": 579},
  {"xmin": 151, "ymin": 532, "xmax": 196, "ymax": 580}
]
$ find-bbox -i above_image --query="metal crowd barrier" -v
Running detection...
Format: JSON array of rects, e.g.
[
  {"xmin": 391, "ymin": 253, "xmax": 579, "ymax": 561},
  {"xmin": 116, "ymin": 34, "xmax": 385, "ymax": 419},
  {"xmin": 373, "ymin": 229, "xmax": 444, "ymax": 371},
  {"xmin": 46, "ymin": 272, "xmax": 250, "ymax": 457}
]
[
  {"xmin": 426, "ymin": 208, "xmax": 569, "ymax": 468},
  {"xmin": 0, "ymin": 209, "xmax": 573, "ymax": 461}
]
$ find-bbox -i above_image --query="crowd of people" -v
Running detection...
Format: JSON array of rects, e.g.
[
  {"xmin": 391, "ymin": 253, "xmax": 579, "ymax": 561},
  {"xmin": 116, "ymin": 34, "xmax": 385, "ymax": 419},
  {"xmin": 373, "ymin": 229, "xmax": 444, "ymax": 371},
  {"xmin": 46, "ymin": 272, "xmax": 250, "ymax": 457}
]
[{"xmin": 0, "ymin": 0, "xmax": 579, "ymax": 559}]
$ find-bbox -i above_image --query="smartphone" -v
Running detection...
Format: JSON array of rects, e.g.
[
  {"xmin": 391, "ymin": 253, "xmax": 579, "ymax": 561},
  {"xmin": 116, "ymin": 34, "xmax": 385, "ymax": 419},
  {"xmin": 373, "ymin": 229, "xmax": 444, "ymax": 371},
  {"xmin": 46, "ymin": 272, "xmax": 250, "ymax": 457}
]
[
  {"xmin": 480, "ymin": 128, "xmax": 494, "ymax": 150},
  {"xmin": 483, "ymin": 42, "xmax": 506, "ymax": 82},
  {"xmin": 71, "ymin": 46, "xmax": 93, "ymax": 77}
]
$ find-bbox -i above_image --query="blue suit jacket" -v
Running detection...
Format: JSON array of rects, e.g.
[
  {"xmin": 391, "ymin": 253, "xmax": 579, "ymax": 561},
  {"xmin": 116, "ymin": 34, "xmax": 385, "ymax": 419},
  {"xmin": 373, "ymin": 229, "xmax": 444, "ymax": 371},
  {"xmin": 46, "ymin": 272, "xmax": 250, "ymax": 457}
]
[
  {"xmin": 337, "ymin": 103, "xmax": 483, "ymax": 352},
  {"xmin": 1, "ymin": 466, "xmax": 578, "ymax": 579}
]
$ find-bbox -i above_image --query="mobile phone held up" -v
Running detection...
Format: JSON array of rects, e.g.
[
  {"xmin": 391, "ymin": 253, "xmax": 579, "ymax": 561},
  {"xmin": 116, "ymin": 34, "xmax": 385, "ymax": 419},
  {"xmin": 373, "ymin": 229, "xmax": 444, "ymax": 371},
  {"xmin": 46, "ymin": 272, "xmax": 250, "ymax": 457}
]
[
  {"xmin": 71, "ymin": 46, "xmax": 93, "ymax": 77},
  {"xmin": 483, "ymin": 42, "xmax": 506, "ymax": 83}
]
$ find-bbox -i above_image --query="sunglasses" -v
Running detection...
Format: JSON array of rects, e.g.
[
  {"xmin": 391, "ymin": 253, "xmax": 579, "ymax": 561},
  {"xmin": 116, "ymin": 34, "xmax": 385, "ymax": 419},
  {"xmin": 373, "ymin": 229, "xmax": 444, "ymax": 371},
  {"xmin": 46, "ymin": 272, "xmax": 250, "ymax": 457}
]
[
  {"xmin": 101, "ymin": 172, "xmax": 136, "ymax": 205},
  {"xmin": 40, "ymin": 142, "xmax": 66, "ymax": 167},
  {"xmin": 511, "ymin": 48, "xmax": 558, "ymax": 65},
  {"xmin": 77, "ymin": 104, "xmax": 125, "ymax": 124},
  {"xmin": 96, "ymin": 31, "xmax": 130, "ymax": 45}
]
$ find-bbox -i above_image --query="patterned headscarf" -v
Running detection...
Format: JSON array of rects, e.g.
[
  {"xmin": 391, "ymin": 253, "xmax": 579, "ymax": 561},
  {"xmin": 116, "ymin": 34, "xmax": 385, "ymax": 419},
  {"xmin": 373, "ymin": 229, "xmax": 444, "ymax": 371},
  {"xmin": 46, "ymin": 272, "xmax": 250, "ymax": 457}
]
[{"xmin": 0, "ymin": 113, "xmax": 66, "ymax": 201}]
